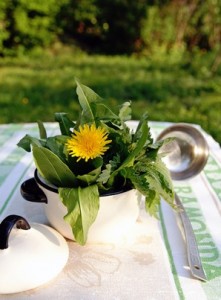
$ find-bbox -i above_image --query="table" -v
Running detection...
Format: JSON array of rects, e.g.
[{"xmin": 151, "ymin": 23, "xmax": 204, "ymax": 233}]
[{"xmin": 0, "ymin": 121, "xmax": 221, "ymax": 300}]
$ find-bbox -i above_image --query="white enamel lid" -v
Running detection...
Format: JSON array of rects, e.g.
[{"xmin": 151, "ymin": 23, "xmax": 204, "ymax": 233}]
[{"xmin": 0, "ymin": 215, "xmax": 69, "ymax": 294}]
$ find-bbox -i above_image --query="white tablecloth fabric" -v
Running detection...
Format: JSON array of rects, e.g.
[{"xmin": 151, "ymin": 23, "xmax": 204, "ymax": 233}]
[{"xmin": 0, "ymin": 121, "xmax": 221, "ymax": 300}]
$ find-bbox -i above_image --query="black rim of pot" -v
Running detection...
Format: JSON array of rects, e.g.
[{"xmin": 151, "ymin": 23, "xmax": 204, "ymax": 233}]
[{"xmin": 34, "ymin": 169, "xmax": 132, "ymax": 196}]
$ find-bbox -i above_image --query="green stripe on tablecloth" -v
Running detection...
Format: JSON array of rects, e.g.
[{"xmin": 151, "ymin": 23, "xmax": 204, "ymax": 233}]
[
  {"xmin": 150, "ymin": 123, "xmax": 187, "ymax": 298},
  {"xmin": 175, "ymin": 184, "xmax": 221, "ymax": 300},
  {"xmin": 0, "ymin": 149, "xmax": 28, "ymax": 185},
  {"xmin": 0, "ymin": 124, "xmax": 23, "ymax": 147},
  {"xmin": 197, "ymin": 147, "xmax": 221, "ymax": 299},
  {"xmin": 159, "ymin": 206, "xmax": 185, "ymax": 300},
  {"xmin": 175, "ymin": 185, "xmax": 221, "ymax": 283},
  {"xmin": 0, "ymin": 124, "xmax": 37, "ymax": 214},
  {"xmin": 151, "ymin": 123, "xmax": 221, "ymax": 297},
  {"xmin": 0, "ymin": 160, "xmax": 33, "ymax": 215},
  {"xmin": 0, "ymin": 123, "xmax": 58, "ymax": 186},
  {"xmin": 0, "ymin": 123, "xmax": 58, "ymax": 214},
  {"xmin": 160, "ymin": 183, "xmax": 221, "ymax": 299},
  {"xmin": 0, "ymin": 124, "xmax": 38, "ymax": 186},
  {"xmin": 203, "ymin": 154, "xmax": 221, "ymax": 201}
]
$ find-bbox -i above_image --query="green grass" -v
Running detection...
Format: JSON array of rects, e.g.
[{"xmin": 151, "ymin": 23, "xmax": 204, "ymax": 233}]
[{"xmin": 0, "ymin": 50, "xmax": 221, "ymax": 144}]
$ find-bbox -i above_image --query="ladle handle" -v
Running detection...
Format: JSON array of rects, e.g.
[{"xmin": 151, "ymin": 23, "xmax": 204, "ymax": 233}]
[
  {"xmin": 175, "ymin": 193, "xmax": 207, "ymax": 281},
  {"xmin": 0, "ymin": 215, "xmax": 31, "ymax": 250}
]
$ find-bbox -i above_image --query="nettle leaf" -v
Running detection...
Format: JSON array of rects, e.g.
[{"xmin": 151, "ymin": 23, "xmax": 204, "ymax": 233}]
[
  {"xmin": 113, "ymin": 121, "xmax": 148, "ymax": 172},
  {"xmin": 123, "ymin": 155, "xmax": 174, "ymax": 217},
  {"xmin": 145, "ymin": 190, "xmax": 161, "ymax": 218},
  {"xmin": 97, "ymin": 164, "xmax": 112, "ymax": 184},
  {"xmin": 109, "ymin": 154, "xmax": 121, "ymax": 169},
  {"xmin": 17, "ymin": 135, "xmax": 45, "ymax": 152},
  {"xmin": 59, "ymin": 185, "xmax": 99, "ymax": 245},
  {"xmin": 97, "ymin": 154, "xmax": 121, "ymax": 185},
  {"xmin": 122, "ymin": 167, "xmax": 150, "ymax": 196},
  {"xmin": 105, "ymin": 123, "xmax": 148, "ymax": 186},
  {"xmin": 76, "ymin": 80, "xmax": 100, "ymax": 123},
  {"xmin": 121, "ymin": 166, "xmax": 164, "ymax": 217},
  {"xmin": 55, "ymin": 113, "xmax": 74, "ymax": 136},
  {"xmin": 156, "ymin": 137, "xmax": 176, "ymax": 157},
  {"xmin": 119, "ymin": 101, "xmax": 132, "ymax": 121},
  {"xmin": 37, "ymin": 120, "xmax": 47, "ymax": 139},
  {"xmin": 106, "ymin": 122, "xmax": 148, "ymax": 187},
  {"xmin": 144, "ymin": 157, "xmax": 174, "ymax": 209},
  {"xmin": 107, "ymin": 122, "xmax": 132, "ymax": 145},
  {"xmin": 133, "ymin": 113, "xmax": 152, "ymax": 144},
  {"xmin": 32, "ymin": 146, "xmax": 77, "ymax": 187}
]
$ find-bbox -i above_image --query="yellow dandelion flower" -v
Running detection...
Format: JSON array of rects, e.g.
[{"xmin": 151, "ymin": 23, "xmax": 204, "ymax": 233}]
[{"xmin": 66, "ymin": 124, "xmax": 112, "ymax": 162}]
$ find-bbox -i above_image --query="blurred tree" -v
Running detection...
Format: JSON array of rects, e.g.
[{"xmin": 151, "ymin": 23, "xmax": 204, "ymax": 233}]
[
  {"xmin": 0, "ymin": 0, "xmax": 221, "ymax": 60},
  {"xmin": 56, "ymin": 0, "xmax": 100, "ymax": 50},
  {"xmin": 95, "ymin": 0, "xmax": 147, "ymax": 54},
  {"xmin": 1, "ymin": 0, "xmax": 66, "ymax": 55},
  {"xmin": 141, "ymin": 0, "xmax": 221, "ymax": 67},
  {"xmin": 0, "ymin": 1, "xmax": 8, "ymax": 55},
  {"xmin": 57, "ymin": 0, "xmax": 147, "ymax": 54}
]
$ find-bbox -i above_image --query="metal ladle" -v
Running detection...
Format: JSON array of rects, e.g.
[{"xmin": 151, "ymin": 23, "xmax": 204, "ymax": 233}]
[
  {"xmin": 157, "ymin": 123, "xmax": 209, "ymax": 281},
  {"xmin": 157, "ymin": 123, "xmax": 209, "ymax": 181}
]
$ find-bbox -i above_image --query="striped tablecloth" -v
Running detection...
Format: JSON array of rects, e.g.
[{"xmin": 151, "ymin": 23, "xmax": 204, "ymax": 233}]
[{"xmin": 0, "ymin": 121, "xmax": 221, "ymax": 300}]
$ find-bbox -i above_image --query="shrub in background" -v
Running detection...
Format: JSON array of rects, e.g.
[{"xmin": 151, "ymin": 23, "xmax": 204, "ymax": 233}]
[
  {"xmin": 140, "ymin": 0, "xmax": 221, "ymax": 71},
  {"xmin": 0, "ymin": 0, "xmax": 221, "ymax": 60},
  {"xmin": 0, "ymin": 0, "xmax": 66, "ymax": 56},
  {"xmin": 0, "ymin": 1, "xmax": 8, "ymax": 55},
  {"xmin": 56, "ymin": 0, "xmax": 147, "ymax": 54}
]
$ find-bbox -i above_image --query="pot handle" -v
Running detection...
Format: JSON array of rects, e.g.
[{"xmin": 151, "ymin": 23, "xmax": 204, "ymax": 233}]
[
  {"xmin": 0, "ymin": 215, "xmax": 31, "ymax": 249},
  {"xmin": 20, "ymin": 178, "xmax": 47, "ymax": 204}
]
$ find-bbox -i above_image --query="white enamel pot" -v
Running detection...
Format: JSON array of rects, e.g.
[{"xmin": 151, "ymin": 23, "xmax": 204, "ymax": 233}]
[{"xmin": 20, "ymin": 170, "xmax": 140, "ymax": 243}]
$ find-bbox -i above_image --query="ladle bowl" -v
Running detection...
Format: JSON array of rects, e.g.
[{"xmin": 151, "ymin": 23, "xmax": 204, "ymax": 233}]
[{"xmin": 156, "ymin": 123, "xmax": 209, "ymax": 180}]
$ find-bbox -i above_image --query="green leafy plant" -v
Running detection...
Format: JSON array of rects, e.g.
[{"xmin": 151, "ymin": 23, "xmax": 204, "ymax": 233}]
[{"xmin": 18, "ymin": 80, "xmax": 175, "ymax": 245}]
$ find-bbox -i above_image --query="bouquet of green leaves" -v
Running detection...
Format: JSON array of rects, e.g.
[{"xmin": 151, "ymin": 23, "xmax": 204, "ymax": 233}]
[{"xmin": 18, "ymin": 80, "xmax": 174, "ymax": 245}]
